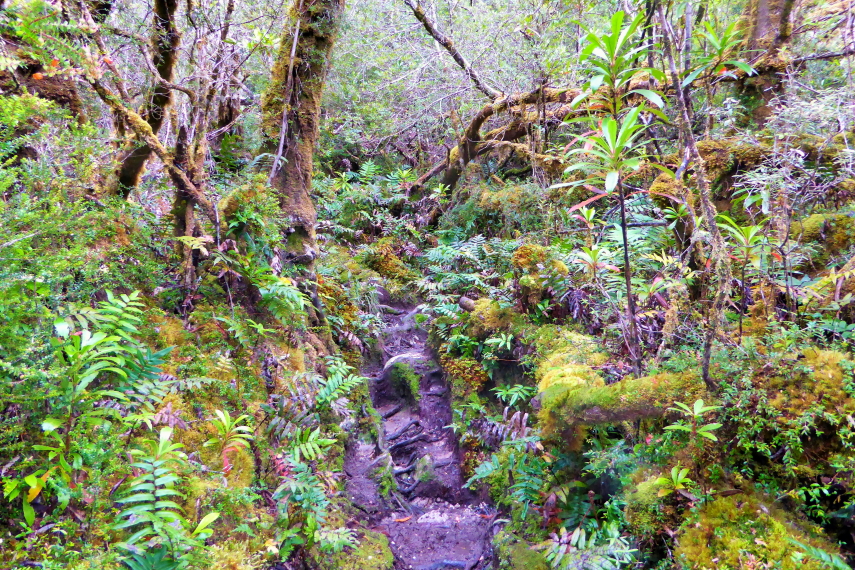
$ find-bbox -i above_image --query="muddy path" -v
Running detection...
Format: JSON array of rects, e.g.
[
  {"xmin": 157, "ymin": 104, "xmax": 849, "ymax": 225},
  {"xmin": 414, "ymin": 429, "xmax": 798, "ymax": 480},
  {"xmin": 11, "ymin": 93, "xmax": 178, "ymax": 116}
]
[{"xmin": 344, "ymin": 294, "xmax": 496, "ymax": 570}]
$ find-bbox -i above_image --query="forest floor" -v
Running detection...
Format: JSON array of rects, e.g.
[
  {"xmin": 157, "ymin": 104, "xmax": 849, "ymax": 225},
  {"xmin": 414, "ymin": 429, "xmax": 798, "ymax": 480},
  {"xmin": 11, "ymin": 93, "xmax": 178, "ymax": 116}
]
[{"xmin": 343, "ymin": 293, "xmax": 497, "ymax": 570}]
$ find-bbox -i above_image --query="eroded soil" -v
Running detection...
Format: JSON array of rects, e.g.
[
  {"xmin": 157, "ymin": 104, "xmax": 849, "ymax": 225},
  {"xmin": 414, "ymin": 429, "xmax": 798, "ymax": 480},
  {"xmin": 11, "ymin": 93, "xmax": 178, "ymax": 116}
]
[{"xmin": 344, "ymin": 297, "xmax": 496, "ymax": 570}]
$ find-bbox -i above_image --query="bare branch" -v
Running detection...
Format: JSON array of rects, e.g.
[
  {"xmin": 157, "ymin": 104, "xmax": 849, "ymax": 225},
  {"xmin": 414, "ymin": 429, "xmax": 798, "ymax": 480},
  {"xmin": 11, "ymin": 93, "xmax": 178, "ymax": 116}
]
[{"xmin": 402, "ymin": 0, "xmax": 501, "ymax": 100}]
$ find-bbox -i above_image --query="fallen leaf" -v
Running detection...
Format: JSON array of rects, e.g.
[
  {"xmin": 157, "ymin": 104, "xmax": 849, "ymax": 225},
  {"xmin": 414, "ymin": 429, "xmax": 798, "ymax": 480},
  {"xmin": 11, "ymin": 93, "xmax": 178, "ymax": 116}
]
[{"xmin": 394, "ymin": 516, "xmax": 412, "ymax": 523}]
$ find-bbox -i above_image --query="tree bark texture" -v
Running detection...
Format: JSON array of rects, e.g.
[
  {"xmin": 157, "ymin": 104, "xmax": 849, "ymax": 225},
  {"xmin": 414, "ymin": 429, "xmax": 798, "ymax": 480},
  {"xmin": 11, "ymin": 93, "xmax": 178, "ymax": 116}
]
[
  {"xmin": 261, "ymin": 0, "xmax": 346, "ymax": 268},
  {"xmin": 110, "ymin": 0, "xmax": 180, "ymax": 196}
]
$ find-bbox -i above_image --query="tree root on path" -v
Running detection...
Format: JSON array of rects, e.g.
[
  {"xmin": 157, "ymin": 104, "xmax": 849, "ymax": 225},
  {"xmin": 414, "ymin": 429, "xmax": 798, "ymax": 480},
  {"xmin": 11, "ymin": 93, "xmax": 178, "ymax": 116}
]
[{"xmin": 386, "ymin": 419, "xmax": 421, "ymax": 441}]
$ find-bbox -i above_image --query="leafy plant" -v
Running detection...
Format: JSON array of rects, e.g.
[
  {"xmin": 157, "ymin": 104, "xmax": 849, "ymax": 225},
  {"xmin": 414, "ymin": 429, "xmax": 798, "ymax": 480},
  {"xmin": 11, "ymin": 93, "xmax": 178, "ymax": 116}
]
[
  {"xmin": 491, "ymin": 384, "xmax": 535, "ymax": 408},
  {"xmin": 204, "ymin": 410, "xmax": 254, "ymax": 472},
  {"xmin": 788, "ymin": 538, "xmax": 852, "ymax": 569},
  {"xmin": 289, "ymin": 427, "xmax": 336, "ymax": 462},
  {"xmin": 665, "ymin": 399, "xmax": 723, "ymax": 442},
  {"xmin": 655, "ymin": 465, "xmax": 693, "ymax": 498},
  {"xmin": 114, "ymin": 428, "xmax": 219, "ymax": 561}
]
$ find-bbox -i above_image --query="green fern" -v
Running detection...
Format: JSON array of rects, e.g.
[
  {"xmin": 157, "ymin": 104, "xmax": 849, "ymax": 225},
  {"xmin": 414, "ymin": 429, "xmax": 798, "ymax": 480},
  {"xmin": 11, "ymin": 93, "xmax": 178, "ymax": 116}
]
[
  {"xmin": 315, "ymin": 357, "xmax": 365, "ymax": 406},
  {"xmin": 114, "ymin": 428, "xmax": 188, "ymax": 550},
  {"xmin": 96, "ymin": 291, "xmax": 145, "ymax": 343},
  {"xmin": 317, "ymin": 527, "xmax": 358, "ymax": 553},
  {"xmin": 789, "ymin": 538, "xmax": 852, "ymax": 569},
  {"xmin": 289, "ymin": 427, "xmax": 336, "ymax": 462}
]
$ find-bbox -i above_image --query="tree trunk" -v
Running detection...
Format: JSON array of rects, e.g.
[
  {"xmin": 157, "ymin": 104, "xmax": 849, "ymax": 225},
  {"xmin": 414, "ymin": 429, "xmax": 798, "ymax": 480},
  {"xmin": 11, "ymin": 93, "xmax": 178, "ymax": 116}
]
[
  {"xmin": 738, "ymin": 0, "xmax": 797, "ymax": 126},
  {"xmin": 109, "ymin": 0, "xmax": 180, "ymax": 196},
  {"xmin": 261, "ymin": 0, "xmax": 345, "ymax": 270}
]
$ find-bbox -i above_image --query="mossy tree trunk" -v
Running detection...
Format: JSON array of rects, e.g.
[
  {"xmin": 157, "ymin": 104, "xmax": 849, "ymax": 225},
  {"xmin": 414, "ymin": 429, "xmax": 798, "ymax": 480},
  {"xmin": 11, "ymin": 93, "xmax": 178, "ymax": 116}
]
[
  {"xmin": 261, "ymin": 0, "xmax": 346, "ymax": 271},
  {"xmin": 108, "ymin": 0, "xmax": 180, "ymax": 197},
  {"xmin": 737, "ymin": 0, "xmax": 797, "ymax": 126}
]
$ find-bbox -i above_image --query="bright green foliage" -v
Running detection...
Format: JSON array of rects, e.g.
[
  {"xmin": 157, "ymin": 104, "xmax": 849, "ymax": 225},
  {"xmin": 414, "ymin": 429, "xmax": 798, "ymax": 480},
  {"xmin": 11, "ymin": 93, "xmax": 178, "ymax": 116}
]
[
  {"xmin": 664, "ymin": 399, "xmax": 723, "ymax": 442},
  {"xmin": 115, "ymin": 428, "xmax": 219, "ymax": 561},
  {"xmin": 289, "ymin": 427, "xmax": 336, "ymax": 462},
  {"xmin": 654, "ymin": 466, "xmax": 693, "ymax": 497},
  {"xmin": 204, "ymin": 410, "xmax": 255, "ymax": 470}
]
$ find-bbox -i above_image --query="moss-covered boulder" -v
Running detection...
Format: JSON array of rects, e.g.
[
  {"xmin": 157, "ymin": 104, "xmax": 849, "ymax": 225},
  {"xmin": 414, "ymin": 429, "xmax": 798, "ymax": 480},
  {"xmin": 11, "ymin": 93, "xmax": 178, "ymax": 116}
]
[
  {"xmin": 675, "ymin": 494, "xmax": 838, "ymax": 570},
  {"xmin": 494, "ymin": 531, "xmax": 550, "ymax": 570},
  {"xmin": 790, "ymin": 211, "xmax": 855, "ymax": 269}
]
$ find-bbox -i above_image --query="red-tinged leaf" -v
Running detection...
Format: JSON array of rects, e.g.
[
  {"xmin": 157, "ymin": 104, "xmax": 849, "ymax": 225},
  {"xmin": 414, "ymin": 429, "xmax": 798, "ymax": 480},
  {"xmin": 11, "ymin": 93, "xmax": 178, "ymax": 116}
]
[
  {"xmin": 771, "ymin": 251, "xmax": 782, "ymax": 261},
  {"xmin": 567, "ymin": 193, "xmax": 608, "ymax": 213},
  {"xmin": 604, "ymin": 264, "xmax": 621, "ymax": 271}
]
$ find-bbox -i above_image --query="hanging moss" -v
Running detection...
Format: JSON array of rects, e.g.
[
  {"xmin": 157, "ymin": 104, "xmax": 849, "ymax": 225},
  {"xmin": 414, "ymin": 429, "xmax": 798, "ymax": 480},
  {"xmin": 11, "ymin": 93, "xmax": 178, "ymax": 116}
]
[{"xmin": 675, "ymin": 494, "xmax": 837, "ymax": 570}]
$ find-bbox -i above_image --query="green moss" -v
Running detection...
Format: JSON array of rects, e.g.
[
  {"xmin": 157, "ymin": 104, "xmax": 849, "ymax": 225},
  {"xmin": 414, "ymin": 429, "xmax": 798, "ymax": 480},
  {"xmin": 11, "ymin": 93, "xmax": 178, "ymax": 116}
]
[
  {"xmin": 538, "ymin": 369, "xmax": 706, "ymax": 434},
  {"xmin": 468, "ymin": 298, "xmax": 525, "ymax": 338},
  {"xmin": 624, "ymin": 475, "xmax": 673, "ymax": 538},
  {"xmin": 675, "ymin": 494, "xmax": 837, "ymax": 570},
  {"xmin": 323, "ymin": 530, "xmax": 395, "ymax": 570},
  {"xmin": 512, "ymin": 244, "xmax": 548, "ymax": 272},
  {"xmin": 388, "ymin": 362, "xmax": 421, "ymax": 404},
  {"xmin": 764, "ymin": 349, "xmax": 855, "ymax": 419},
  {"xmin": 362, "ymin": 237, "xmax": 419, "ymax": 282},
  {"xmin": 790, "ymin": 212, "xmax": 855, "ymax": 267},
  {"xmin": 439, "ymin": 349, "xmax": 490, "ymax": 399},
  {"xmin": 495, "ymin": 531, "xmax": 550, "ymax": 570}
]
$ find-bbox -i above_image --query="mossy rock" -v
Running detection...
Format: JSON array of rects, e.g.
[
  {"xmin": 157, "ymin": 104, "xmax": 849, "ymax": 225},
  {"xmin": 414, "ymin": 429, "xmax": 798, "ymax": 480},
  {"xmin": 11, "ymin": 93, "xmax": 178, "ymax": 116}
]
[
  {"xmin": 675, "ymin": 494, "xmax": 838, "ymax": 570},
  {"xmin": 790, "ymin": 211, "xmax": 855, "ymax": 268},
  {"xmin": 320, "ymin": 530, "xmax": 395, "ymax": 570},
  {"xmin": 496, "ymin": 536, "xmax": 550, "ymax": 570},
  {"xmin": 388, "ymin": 361, "xmax": 421, "ymax": 404}
]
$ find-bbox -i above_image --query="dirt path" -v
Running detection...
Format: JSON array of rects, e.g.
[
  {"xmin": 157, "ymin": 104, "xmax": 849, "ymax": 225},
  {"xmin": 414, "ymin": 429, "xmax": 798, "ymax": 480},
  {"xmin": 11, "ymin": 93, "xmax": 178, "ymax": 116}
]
[{"xmin": 344, "ymin": 296, "xmax": 495, "ymax": 570}]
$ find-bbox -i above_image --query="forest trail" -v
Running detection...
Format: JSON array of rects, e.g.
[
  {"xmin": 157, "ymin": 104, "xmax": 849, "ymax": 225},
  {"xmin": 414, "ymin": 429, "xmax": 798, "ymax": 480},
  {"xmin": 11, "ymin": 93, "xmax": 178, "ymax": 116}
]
[{"xmin": 344, "ymin": 294, "xmax": 496, "ymax": 570}]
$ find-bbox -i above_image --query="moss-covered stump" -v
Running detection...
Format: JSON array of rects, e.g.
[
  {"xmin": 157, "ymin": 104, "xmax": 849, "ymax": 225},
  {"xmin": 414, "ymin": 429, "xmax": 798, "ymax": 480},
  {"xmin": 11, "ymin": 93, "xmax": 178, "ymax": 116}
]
[
  {"xmin": 675, "ymin": 494, "xmax": 838, "ymax": 570},
  {"xmin": 511, "ymin": 244, "xmax": 568, "ymax": 310}
]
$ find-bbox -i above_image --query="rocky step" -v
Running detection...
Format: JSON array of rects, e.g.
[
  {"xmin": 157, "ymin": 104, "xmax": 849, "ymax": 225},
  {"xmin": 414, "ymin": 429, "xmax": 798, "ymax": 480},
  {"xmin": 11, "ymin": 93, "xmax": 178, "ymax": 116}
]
[{"xmin": 378, "ymin": 500, "xmax": 495, "ymax": 570}]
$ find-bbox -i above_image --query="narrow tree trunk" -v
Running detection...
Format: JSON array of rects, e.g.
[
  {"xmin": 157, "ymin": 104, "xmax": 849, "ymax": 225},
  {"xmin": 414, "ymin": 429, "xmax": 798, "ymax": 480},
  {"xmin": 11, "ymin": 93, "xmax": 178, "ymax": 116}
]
[
  {"xmin": 109, "ymin": 0, "xmax": 180, "ymax": 196},
  {"xmin": 659, "ymin": 3, "xmax": 733, "ymax": 389},
  {"xmin": 261, "ymin": 0, "xmax": 346, "ymax": 269},
  {"xmin": 618, "ymin": 181, "xmax": 643, "ymax": 376}
]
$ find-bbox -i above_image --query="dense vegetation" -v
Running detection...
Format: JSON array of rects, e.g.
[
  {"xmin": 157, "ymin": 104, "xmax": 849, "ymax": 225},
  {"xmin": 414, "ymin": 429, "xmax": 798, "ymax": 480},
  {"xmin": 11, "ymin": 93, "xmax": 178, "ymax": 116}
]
[{"xmin": 1, "ymin": 0, "xmax": 855, "ymax": 568}]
